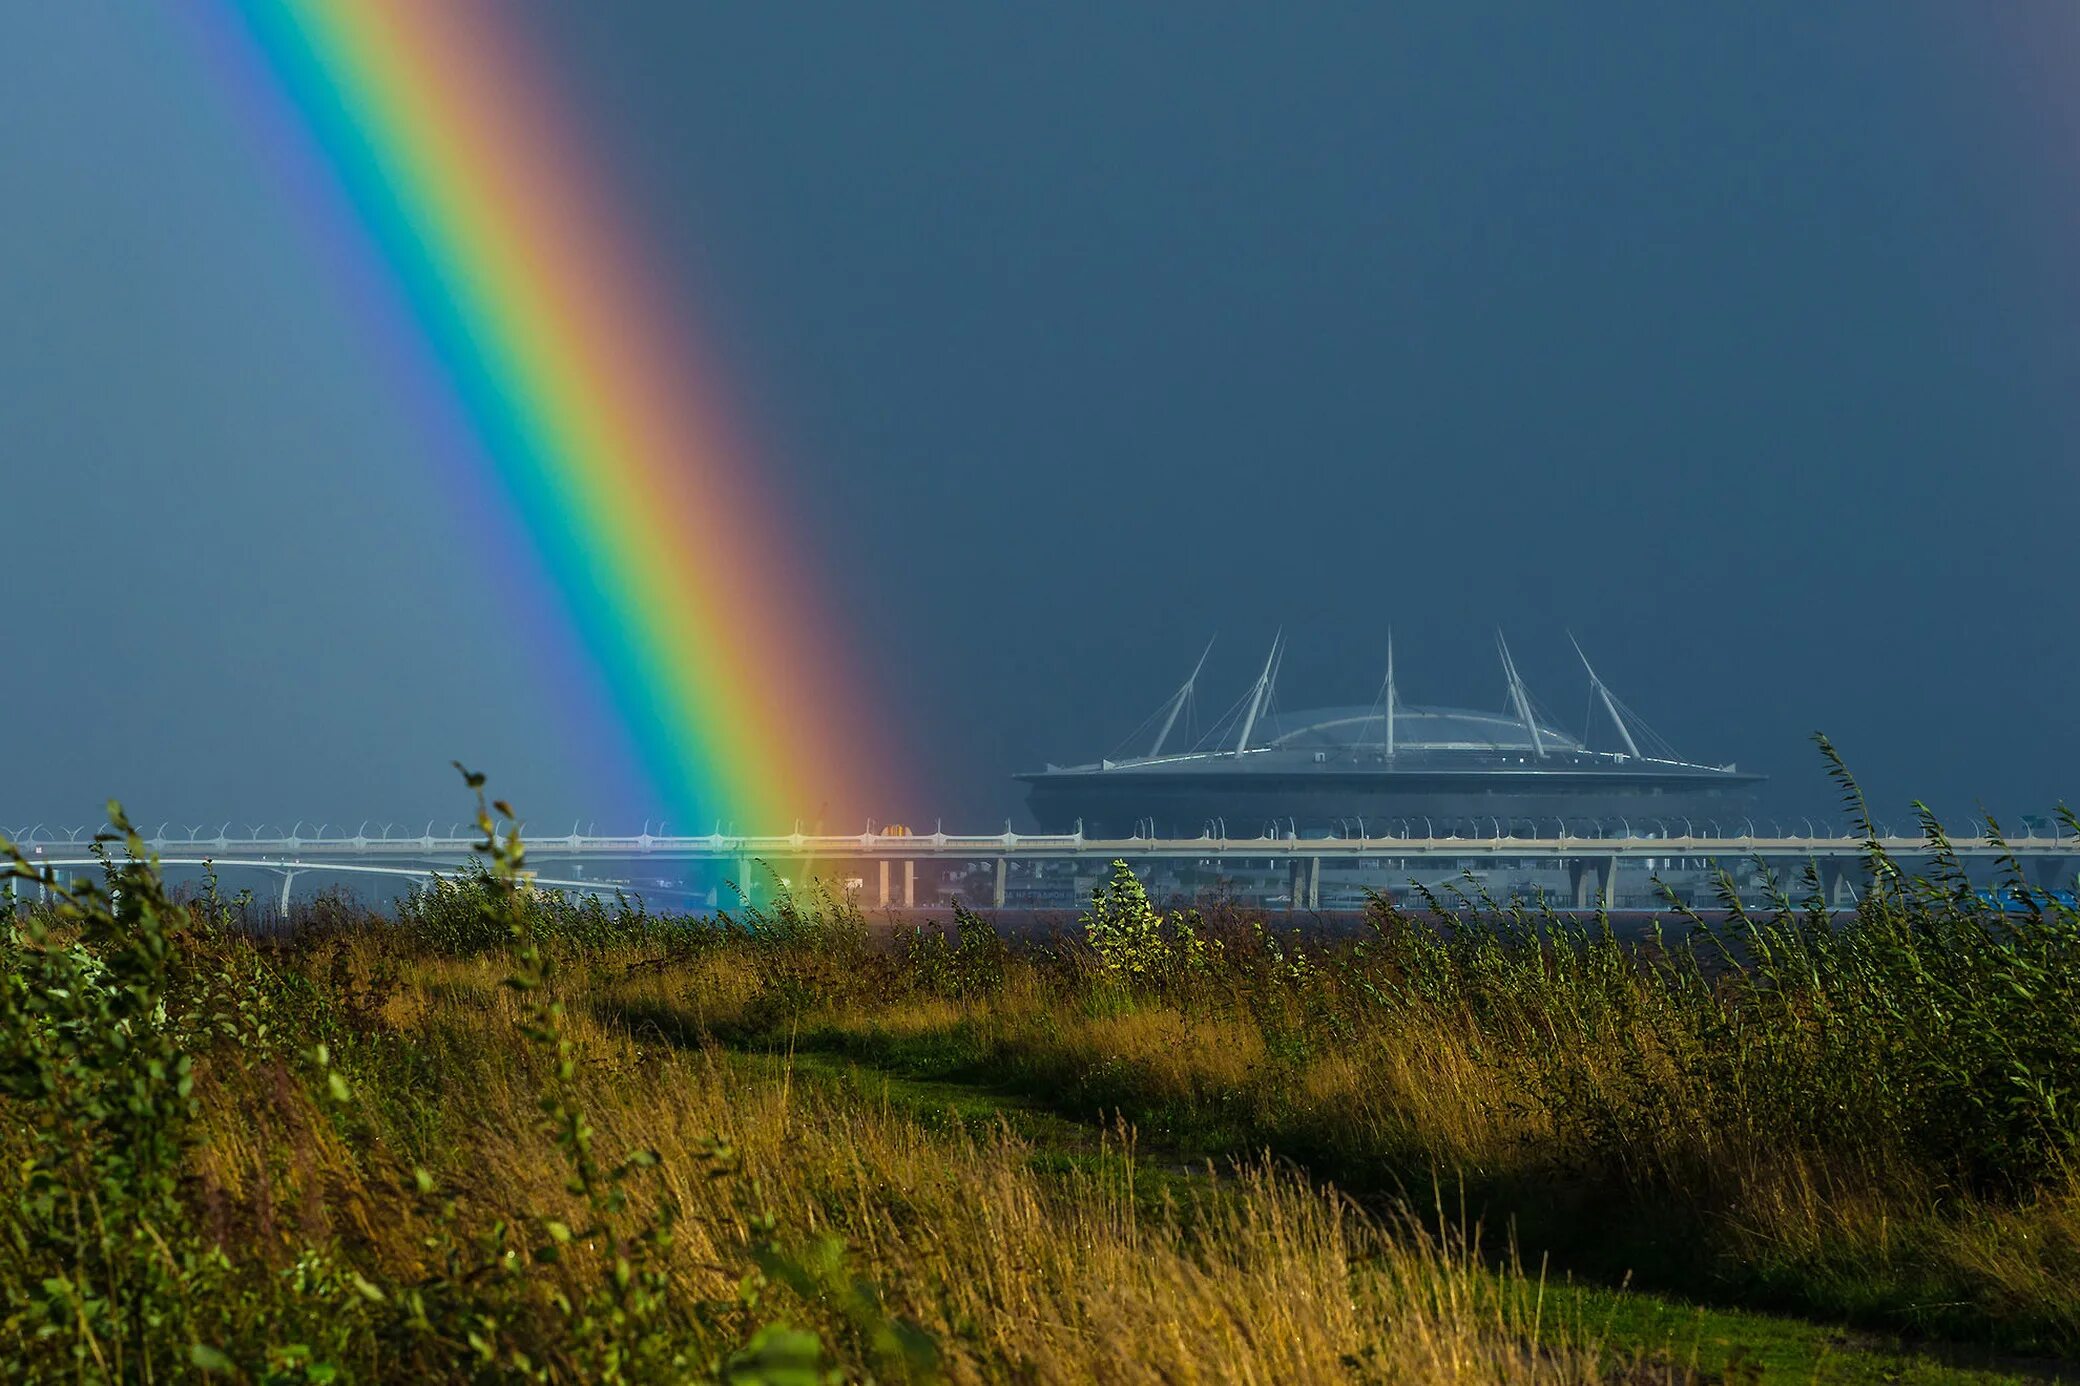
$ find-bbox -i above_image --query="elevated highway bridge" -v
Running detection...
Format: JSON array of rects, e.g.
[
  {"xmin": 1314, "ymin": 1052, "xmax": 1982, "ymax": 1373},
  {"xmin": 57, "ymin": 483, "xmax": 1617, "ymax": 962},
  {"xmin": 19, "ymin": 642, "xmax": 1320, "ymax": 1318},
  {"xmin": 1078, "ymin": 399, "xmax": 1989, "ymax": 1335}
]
[{"xmin": 9, "ymin": 826, "xmax": 2075, "ymax": 914}]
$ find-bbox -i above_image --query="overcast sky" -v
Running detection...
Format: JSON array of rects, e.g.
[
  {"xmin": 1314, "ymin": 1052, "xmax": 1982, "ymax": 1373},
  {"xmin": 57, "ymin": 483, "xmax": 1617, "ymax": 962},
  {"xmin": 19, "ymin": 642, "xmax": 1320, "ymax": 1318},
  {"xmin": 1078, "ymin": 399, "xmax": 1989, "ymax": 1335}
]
[{"xmin": 4, "ymin": 3, "xmax": 2077, "ymax": 834}]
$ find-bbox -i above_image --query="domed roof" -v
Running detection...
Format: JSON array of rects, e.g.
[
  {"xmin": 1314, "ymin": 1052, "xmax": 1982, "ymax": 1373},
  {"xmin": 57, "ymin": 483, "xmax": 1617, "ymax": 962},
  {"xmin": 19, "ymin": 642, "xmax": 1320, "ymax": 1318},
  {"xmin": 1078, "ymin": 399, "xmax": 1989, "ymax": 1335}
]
[{"xmin": 1256, "ymin": 704, "xmax": 1585, "ymax": 755}]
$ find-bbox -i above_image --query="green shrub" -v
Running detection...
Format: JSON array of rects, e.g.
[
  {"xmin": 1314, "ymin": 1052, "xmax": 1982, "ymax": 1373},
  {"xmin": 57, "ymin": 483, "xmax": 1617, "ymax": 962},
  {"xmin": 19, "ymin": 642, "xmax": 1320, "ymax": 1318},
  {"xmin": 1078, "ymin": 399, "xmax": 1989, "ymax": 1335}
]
[{"xmin": 1080, "ymin": 861, "xmax": 1222, "ymax": 991}]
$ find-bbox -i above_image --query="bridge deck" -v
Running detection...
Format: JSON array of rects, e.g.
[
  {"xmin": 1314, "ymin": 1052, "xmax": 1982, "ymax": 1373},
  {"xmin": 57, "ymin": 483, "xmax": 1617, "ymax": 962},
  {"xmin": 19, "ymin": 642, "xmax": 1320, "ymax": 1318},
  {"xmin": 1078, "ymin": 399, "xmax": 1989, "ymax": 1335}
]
[{"xmin": 12, "ymin": 830, "xmax": 2071, "ymax": 867}]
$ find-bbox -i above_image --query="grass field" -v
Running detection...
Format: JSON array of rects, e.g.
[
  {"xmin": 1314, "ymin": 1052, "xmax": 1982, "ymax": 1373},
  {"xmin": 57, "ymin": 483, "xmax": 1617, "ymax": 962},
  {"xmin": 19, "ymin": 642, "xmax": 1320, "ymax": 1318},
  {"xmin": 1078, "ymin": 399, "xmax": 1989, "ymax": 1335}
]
[{"xmin": 2, "ymin": 763, "xmax": 2076, "ymax": 1381}]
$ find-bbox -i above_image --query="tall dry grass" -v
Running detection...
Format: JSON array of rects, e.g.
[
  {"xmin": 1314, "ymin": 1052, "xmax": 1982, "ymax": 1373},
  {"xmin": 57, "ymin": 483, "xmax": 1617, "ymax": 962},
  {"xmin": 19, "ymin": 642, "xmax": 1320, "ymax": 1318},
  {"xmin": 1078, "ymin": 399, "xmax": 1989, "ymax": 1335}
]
[
  {"xmin": 0, "ymin": 801, "xmax": 1638, "ymax": 1382},
  {"xmin": 6, "ymin": 756, "xmax": 2076, "ymax": 1374},
  {"xmin": 179, "ymin": 950, "xmax": 1607, "ymax": 1382},
  {"xmin": 593, "ymin": 841, "xmax": 2080, "ymax": 1352}
]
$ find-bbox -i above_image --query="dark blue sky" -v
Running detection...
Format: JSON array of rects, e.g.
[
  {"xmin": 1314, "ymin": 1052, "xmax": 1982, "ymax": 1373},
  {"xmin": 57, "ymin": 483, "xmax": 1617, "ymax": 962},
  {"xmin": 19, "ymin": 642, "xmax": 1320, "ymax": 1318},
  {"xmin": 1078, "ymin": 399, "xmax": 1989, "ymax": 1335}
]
[{"xmin": 4, "ymin": 3, "xmax": 2077, "ymax": 833}]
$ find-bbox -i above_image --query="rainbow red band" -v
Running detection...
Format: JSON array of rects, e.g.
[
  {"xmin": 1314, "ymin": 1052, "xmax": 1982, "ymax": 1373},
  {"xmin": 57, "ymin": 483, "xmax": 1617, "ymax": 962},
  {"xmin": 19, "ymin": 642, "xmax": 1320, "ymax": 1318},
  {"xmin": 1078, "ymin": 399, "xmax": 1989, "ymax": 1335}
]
[{"xmin": 212, "ymin": 2, "xmax": 892, "ymax": 830}]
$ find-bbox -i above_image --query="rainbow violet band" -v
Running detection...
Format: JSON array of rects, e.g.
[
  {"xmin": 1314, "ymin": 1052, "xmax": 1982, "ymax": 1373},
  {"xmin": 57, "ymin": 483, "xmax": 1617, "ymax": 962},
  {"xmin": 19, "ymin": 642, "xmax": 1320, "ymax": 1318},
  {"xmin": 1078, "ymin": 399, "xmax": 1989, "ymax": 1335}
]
[{"xmin": 211, "ymin": 1, "xmax": 892, "ymax": 831}]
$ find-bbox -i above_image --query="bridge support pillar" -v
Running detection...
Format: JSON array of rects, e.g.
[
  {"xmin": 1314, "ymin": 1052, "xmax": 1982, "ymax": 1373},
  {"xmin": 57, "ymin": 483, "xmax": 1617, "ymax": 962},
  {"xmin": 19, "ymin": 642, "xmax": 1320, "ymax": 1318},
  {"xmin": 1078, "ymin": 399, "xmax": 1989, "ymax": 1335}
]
[
  {"xmin": 2029, "ymin": 855, "xmax": 2071, "ymax": 892},
  {"xmin": 1774, "ymin": 858, "xmax": 1815, "ymax": 906},
  {"xmin": 1286, "ymin": 859, "xmax": 1303, "ymax": 911},
  {"xmin": 1750, "ymin": 857, "xmax": 1786, "ymax": 903},
  {"xmin": 736, "ymin": 856, "xmax": 754, "ymax": 907},
  {"xmin": 1708, "ymin": 853, "xmax": 1744, "ymax": 901},
  {"xmin": 1819, "ymin": 856, "xmax": 1850, "ymax": 907},
  {"xmin": 276, "ymin": 869, "xmax": 299, "ymax": 918},
  {"xmin": 877, "ymin": 860, "xmax": 890, "ymax": 908},
  {"xmin": 1307, "ymin": 856, "xmax": 1321, "ymax": 911},
  {"xmin": 903, "ymin": 859, "xmax": 916, "ymax": 910},
  {"xmin": 1568, "ymin": 858, "xmax": 1616, "ymax": 911},
  {"xmin": 993, "ymin": 857, "xmax": 1007, "ymax": 909}
]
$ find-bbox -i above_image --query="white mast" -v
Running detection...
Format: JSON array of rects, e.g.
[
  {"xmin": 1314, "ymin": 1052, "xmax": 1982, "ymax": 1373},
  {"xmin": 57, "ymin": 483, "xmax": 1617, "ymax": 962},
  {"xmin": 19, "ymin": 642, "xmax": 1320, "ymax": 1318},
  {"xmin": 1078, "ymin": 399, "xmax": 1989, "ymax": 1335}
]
[
  {"xmin": 1495, "ymin": 631, "xmax": 1546, "ymax": 759},
  {"xmin": 1384, "ymin": 629, "xmax": 1397, "ymax": 759},
  {"xmin": 1233, "ymin": 632, "xmax": 1281, "ymax": 756},
  {"xmin": 1147, "ymin": 637, "xmax": 1214, "ymax": 758},
  {"xmin": 1569, "ymin": 632, "xmax": 1643, "ymax": 761}
]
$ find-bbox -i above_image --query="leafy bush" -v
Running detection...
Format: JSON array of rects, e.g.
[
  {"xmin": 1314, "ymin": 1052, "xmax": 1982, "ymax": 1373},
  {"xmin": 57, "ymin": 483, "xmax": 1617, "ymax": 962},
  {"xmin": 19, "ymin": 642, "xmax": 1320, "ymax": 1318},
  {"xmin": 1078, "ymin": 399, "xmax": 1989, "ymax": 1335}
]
[
  {"xmin": 0, "ymin": 776, "xmax": 913, "ymax": 1382},
  {"xmin": 1080, "ymin": 860, "xmax": 1220, "ymax": 989},
  {"xmin": 900, "ymin": 904, "xmax": 1008, "ymax": 999},
  {"xmin": 0, "ymin": 808, "xmax": 224, "ymax": 1375}
]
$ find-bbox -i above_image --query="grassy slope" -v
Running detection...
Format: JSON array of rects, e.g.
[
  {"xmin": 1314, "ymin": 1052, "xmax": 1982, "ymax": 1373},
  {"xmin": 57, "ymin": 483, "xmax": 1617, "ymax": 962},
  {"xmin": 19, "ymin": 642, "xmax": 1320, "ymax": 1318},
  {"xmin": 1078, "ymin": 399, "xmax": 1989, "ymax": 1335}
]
[
  {"xmin": 6, "ymin": 803, "xmax": 2078, "ymax": 1381},
  {"xmin": 594, "ymin": 935, "xmax": 2080, "ymax": 1349},
  {"xmin": 67, "ymin": 937, "xmax": 1699, "ymax": 1381},
  {"xmin": 642, "ymin": 1001, "xmax": 2072, "ymax": 1385}
]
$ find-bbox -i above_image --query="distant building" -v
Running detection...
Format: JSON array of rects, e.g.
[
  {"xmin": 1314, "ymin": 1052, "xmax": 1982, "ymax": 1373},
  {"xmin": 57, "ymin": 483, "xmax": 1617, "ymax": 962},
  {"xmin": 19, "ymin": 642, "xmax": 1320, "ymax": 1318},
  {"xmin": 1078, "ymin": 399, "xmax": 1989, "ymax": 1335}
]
[{"xmin": 1018, "ymin": 633, "xmax": 1762, "ymax": 837}]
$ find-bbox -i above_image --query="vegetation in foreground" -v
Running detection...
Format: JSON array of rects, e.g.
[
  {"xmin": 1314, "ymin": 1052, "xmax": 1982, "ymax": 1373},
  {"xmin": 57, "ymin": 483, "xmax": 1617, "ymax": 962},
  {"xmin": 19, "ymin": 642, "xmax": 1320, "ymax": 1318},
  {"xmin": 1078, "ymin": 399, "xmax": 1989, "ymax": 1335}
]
[{"xmin": 0, "ymin": 753, "xmax": 2075, "ymax": 1381}]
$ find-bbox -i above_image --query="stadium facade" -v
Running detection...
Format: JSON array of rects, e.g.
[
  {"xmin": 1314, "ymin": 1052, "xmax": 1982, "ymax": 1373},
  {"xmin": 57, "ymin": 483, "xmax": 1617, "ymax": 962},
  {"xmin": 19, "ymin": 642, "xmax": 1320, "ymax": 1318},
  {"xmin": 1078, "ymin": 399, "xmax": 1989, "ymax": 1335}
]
[{"xmin": 1018, "ymin": 634, "xmax": 1763, "ymax": 837}]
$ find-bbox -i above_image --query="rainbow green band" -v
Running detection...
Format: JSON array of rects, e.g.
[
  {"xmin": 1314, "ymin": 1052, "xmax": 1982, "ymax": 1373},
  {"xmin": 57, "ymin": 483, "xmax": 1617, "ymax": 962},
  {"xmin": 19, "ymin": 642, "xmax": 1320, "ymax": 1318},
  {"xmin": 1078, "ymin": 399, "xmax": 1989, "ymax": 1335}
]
[{"xmin": 217, "ymin": 2, "xmax": 889, "ymax": 830}]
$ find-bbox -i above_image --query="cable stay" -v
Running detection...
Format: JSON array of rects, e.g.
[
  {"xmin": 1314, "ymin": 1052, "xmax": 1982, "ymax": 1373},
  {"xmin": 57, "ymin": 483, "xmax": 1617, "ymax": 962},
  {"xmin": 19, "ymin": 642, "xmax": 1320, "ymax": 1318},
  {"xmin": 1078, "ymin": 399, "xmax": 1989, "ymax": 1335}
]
[
  {"xmin": 1102, "ymin": 636, "xmax": 1216, "ymax": 763},
  {"xmin": 1232, "ymin": 631, "xmax": 1283, "ymax": 756},
  {"xmin": 1100, "ymin": 628, "xmax": 1698, "ymax": 771},
  {"xmin": 1358, "ymin": 630, "xmax": 1400, "ymax": 760},
  {"xmin": 1188, "ymin": 678, "xmax": 1260, "ymax": 757},
  {"xmin": 1147, "ymin": 636, "xmax": 1214, "ymax": 758},
  {"xmin": 1597, "ymin": 684, "xmax": 1685, "ymax": 763},
  {"xmin": 1386, "ymin": 630, "xmax": 1397, "ymax": 759},
  {"xmin": 1568, "ymin": 631, "xmax": 1684, "ymax": 763},
  {"xmin": 1494, "ymin": 631, "xmax": 1547, "ymax": 759},
  {"xmin": 1104, "ymin": 703, "xmax": 1172, "ymax": 764},
  {"xmin": 1521, "ymin": 684, "xmax": 1576, "ymax": 753}
]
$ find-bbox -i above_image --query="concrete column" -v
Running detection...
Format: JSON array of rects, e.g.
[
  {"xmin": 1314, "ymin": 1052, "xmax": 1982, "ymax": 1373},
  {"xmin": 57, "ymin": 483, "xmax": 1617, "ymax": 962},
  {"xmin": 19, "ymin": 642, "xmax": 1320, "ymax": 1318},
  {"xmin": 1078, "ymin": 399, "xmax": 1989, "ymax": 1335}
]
[
  {"xmin": 1568, "ymin": 859, "xmax": 1593, "ymax": 910},
  {"xmin": 877, "ymin": 859, "xmax": 890, "ymax": 908},
  {"xmin": 1307, "ymin": 856, "xmax": 1322, "ymax": 911},
  {"xmin": 1820, "ymin": 857, "xmax": 1846, "ymax": 907},
  {"xmin": 993, "ymin": 857, "xmax": 1007, "ymax": 909},
  {"xmin": 1770, "ymin": 858, "xmax": 1818, "ymax": 905},
  {"xmin": 1287, "ymin": 859, "xmax": 1304, "ymax": 911},
  {"xmin": 1602, "ymin": 854, "xmax": 1619, "ymax": 910},
  {"xmin": 903, "ymin": 859, "xmax": 916, "ymax": 909},
  {"xmin": 2029, "ymin": 855, "xmax": 2071, "ymax": 891},
  {"xmin": 1705, "ymin": 849, "xmax": 1755, "ymax": 903}
]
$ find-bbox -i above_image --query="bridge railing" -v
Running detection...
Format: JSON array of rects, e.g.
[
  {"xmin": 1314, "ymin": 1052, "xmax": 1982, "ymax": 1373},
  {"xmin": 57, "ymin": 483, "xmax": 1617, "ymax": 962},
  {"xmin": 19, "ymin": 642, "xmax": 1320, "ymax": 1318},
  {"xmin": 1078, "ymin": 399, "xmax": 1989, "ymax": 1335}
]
[{"xmin": 56, "ymin": 830, "xmax": 2067, "ymax": 862}]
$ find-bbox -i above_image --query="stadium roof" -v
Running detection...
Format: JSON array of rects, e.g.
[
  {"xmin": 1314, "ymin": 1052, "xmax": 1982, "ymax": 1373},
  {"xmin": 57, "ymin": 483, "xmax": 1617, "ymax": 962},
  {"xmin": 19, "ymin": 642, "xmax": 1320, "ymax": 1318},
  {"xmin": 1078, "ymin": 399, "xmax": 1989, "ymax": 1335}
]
[{"xmin": 1257, "ymin": 705, "xmax": 1584, "ymax": 755}]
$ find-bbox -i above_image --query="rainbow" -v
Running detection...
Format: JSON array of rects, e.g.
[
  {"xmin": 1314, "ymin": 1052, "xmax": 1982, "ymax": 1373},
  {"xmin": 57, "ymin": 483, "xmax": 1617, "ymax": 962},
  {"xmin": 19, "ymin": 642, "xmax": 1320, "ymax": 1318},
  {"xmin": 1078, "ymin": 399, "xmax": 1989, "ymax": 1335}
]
[{"xmin": 197, "ymin": 2, "xmax": 894, "ymax": 831}]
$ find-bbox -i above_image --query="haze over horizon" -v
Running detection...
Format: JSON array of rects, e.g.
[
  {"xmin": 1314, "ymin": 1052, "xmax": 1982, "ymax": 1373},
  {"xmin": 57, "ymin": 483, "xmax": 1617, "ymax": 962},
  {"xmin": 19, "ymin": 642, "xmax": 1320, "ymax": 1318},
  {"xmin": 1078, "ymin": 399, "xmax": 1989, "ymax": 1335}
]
[{"xmin": 6, "ymin": 3, "xmax": 2079, "ymax": 834}]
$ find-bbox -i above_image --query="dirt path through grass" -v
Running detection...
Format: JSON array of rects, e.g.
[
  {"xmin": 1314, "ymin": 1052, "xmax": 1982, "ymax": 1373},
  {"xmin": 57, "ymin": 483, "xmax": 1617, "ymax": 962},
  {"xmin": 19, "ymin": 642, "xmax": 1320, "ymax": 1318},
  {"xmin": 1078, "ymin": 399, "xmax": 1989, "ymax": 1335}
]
[
  {"xmin": 597, "ymin": 990, "xmax": 2073, "ymax": 1384},
  {"xmin": 774, "ymin": 1042, "xmax": 2078, "ymax": 1384}
]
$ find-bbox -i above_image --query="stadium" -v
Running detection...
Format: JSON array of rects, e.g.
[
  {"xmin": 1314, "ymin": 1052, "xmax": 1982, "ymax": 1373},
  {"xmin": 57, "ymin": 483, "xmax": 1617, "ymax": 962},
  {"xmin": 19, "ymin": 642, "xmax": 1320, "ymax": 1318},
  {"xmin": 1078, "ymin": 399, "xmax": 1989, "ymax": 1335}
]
[{"xmin": 1018, "ymin": 634, "xmax": 1763, "ymax": 837}]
